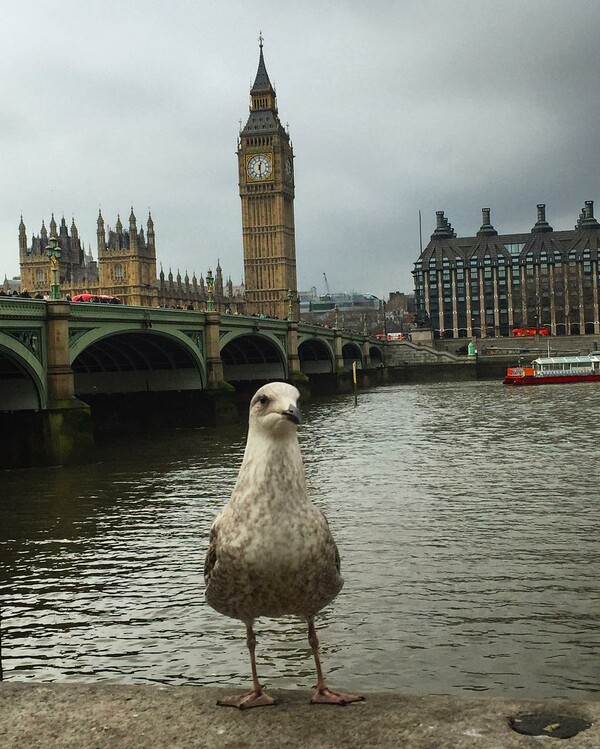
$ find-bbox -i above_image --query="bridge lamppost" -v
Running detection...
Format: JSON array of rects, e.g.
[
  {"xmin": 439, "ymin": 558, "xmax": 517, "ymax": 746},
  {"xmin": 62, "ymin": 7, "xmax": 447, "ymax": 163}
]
[
  {"xmin": 46, "ymin": 237, "xmax": 62, "ymax": 300},
  {"xmin": 205, "ymin": 268, "xmax": 215, "ymax": 311},
  {"xmin": 333, "ymin": 304, "xmax": 340, "ymax": 330},
  {"xmin": 285, "ymin": 289, "xmax": 295, "ymax": 321}
]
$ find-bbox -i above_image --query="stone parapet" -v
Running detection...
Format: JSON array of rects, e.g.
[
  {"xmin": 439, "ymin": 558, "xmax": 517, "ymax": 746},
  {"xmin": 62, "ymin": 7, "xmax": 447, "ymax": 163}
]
[{"xmin": 0, "ymin": 684, "xmax": 598, "ymax": 748}]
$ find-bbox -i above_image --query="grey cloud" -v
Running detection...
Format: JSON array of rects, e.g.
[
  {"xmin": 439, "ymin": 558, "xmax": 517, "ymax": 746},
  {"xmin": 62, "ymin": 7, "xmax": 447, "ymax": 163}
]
[{"xmin": 1, "ymin": 0, "xmax": 600, "ymax": 299}]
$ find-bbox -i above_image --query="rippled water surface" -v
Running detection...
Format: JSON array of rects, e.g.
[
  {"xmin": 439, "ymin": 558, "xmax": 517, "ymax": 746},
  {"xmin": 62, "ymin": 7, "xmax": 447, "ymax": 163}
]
[{"xmin": 2, "ymin": 381, "xmax": 600, "ymax": 697}]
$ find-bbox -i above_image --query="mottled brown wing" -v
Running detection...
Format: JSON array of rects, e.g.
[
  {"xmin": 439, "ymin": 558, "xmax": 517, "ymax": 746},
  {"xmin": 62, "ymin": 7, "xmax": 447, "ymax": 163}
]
[
  {"xmin": 204, "ymin": 525, "xmax": 218, "ymax": 585},
  {"xmin": 319, "ymin": 509, "xmax": 341, "ymax": 574},
  {"xmin": 332, "ymin": 536, "xmax": 341, "ymax": 575}
]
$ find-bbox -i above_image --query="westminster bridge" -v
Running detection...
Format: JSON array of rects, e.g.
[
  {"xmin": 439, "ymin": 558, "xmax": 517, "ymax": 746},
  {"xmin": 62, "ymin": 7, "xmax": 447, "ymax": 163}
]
[{"xmin": 0, "ymin": 297, "xmax": 385, "ymax": 468}]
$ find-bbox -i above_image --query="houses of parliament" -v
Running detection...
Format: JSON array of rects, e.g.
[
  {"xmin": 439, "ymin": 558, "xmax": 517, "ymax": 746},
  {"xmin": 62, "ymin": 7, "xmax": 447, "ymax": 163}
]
[{"xmin": 17, "ymin": 39, "xmax": 299, "ymax": 320}]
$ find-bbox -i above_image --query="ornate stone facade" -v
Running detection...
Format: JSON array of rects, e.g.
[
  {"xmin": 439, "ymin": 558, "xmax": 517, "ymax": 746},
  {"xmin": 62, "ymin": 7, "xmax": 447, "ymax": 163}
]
[
  {"xmin": 238, "ymin": 37, "xmax": 299, "ymax": 319},
  {"xmin": 19, "ymin": 214, "xmax": 98, "ymax": 296},
  {"xmin": 18, "ymin": 210, "xmax": 245, "ymax": 311},
  {"xmin": 96, "ymin": 209, "xmax": 157, "ymax": 307}
]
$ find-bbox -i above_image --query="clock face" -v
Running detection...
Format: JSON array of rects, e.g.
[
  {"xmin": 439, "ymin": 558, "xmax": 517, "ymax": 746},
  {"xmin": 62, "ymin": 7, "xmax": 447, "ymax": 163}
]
[
  {"xmin": 247, "ymin": 154, "xmax": 272, "ymax": 181},
  {"xmin": 285, "ymin": 157, "xmax": 293, "ymax": 180}
]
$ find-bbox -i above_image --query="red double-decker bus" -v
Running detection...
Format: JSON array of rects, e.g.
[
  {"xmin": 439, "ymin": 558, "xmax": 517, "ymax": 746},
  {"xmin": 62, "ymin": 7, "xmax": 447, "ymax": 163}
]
[
  {"xmin": 512, "ymin": 327, "xmax": 549, "ymax": 337},
  {"xmin": 71, "ymin": 294, "xmax": 123, "ymax": 305}
]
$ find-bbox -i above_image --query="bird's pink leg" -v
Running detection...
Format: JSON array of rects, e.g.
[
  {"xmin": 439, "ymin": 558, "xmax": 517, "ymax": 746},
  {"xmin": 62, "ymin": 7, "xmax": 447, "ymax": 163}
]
[
  {"xmin": 308, "ymin": 618, "xmax": 365, "ymax": 705},
  {"xmin": 217, "ymin": 622, "xmax": 276, "ymax": 709}
]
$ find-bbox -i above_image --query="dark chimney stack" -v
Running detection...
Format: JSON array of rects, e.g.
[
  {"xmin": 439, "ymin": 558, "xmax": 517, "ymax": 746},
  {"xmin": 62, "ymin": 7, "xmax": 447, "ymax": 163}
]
[
  {"xmin": 477, "ymin": 207, "xmax": 498, "ymax": 236},
  {"xmin": 532, "ymin": 203, "xmax": 553, "ymax": 233},
  {"xmin": 576, "ymin": 200, "xmax": 599, "ymax": 229},
  {"xmin": 432, "ymin": 210, "xmax": 455, "ymax": 239}
]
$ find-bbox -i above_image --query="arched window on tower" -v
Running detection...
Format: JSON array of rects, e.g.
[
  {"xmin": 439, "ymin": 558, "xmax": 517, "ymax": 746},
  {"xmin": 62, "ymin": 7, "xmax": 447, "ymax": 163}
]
[{"xmin": 114, "ymin": 264, "xmax": 124, "ymax": 281}]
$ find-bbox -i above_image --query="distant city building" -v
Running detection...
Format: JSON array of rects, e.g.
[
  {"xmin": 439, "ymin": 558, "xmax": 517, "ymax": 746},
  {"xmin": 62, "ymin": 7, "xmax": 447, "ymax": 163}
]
[
  {"xmin": 299, "ymin": 290, "xmax": 380, "ymax": 316},
  {"xmin": 413, "ymin": 202, "xmax": 600, "ymax": 338},
  {"xmin": 385, "ymin": 291, "xmax": 415, "ymax": 332},
  {"xmin": 386, "ymin": 291, "xmax": 415, "ymax": 316}
]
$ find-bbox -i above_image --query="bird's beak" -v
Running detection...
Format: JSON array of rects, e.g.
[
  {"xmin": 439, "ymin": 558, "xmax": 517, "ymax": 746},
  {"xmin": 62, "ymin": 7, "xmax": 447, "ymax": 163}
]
[{"xmin": 282, "ymin": 404, "xmax": 302, "ymax": 425}]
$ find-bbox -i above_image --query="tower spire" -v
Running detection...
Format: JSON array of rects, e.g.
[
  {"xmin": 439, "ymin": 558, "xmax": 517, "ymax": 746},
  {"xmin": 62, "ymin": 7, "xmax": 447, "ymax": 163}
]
[{"xmin": 250, "ymin": 32, "xmax": 275, "ymax": 100}]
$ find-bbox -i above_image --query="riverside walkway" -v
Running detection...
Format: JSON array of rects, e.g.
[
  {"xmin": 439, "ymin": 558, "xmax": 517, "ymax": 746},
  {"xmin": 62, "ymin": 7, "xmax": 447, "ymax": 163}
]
[{"xmin": 0, "ymin": 684, "xmax": 597, "ymax": 748}]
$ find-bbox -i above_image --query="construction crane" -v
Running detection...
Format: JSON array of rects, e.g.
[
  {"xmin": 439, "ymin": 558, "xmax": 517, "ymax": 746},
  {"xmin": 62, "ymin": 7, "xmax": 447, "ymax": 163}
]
[{"xmin": 322, "ymin": 272, "xmax": 331, "ymax": 299}]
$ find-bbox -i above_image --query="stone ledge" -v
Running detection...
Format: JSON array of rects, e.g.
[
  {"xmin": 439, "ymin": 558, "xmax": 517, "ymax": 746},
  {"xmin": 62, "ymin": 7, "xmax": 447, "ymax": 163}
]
[{"xmin": 0, "ymin": 683, "xmax": 598, "ymax": 748}]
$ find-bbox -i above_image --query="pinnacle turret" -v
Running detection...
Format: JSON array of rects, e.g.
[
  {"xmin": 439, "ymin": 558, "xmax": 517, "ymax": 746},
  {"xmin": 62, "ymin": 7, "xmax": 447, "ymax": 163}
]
[{"xmin": 18, "ymin": 216, "xmax": 27, "ymax": 256}]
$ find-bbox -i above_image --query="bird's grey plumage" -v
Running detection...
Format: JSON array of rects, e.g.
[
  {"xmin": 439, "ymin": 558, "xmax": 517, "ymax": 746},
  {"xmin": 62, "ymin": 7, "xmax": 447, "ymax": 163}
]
[{"xmin": 204, "ymin": 382, "xmax": 343, "ymax": 624}]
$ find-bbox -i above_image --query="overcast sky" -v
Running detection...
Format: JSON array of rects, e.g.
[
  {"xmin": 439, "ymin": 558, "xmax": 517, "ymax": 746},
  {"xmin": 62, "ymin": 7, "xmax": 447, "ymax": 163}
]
[{"xmin": 1, "ymin": 0, "xmax": 599, "ymax": 298}]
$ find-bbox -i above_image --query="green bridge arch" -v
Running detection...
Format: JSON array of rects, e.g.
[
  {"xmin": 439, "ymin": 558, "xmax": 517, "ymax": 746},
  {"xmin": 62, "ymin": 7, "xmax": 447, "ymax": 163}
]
[
  {"xmin": 0, "ymin": 331, "xmax": 46, "ymax": 409},
  {"xmin": 69, "ymin": 324, "xmax": 207, "ymax": 393}
]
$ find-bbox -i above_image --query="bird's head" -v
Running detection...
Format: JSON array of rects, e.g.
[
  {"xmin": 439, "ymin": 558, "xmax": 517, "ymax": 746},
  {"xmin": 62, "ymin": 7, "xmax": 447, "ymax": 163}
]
[{"xmin": 249, "ymin": 382, "xmax": 302, "ymax": 436}]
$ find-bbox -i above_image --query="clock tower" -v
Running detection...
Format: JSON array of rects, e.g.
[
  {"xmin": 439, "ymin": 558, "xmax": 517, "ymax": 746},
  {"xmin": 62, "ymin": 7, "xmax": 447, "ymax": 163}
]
[{"xmin": 238, "ymin": 35, "xmax": 298, "ymax": 319}]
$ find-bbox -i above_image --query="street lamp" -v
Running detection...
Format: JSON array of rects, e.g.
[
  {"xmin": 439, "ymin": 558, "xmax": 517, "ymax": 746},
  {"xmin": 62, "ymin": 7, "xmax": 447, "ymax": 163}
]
[
  {"xmin": 333, "ymin": 304, "xmax": 340, "ymax": 330},
  {"xmin": 46, "ymin": 237, "xmax": 62, "ymax": 300},
  {"xmin": 285, "ymin": 289, "xmax": 295, "ymax": 321},
  {"xmin": 205, "ymin": 268, "xmax": 215, "ymax": 311},
  {"xmin": 382, "ymin": 300, "xmax": 388, "ymax": 339}
]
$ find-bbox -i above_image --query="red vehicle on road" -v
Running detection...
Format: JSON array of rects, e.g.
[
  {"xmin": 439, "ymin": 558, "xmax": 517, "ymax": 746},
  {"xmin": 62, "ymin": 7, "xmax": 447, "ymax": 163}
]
[
  {"xmin": 71, "ymin": 294, "xmax": 123, "ymax": 305},
  {"xmin": 512, "ymin": 327, "xmax": 549, "ymax": 337}
]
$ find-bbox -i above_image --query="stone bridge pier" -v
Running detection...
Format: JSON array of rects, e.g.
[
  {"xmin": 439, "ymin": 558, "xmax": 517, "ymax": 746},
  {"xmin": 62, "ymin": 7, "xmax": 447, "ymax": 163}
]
[{"xmin": 43, "ymin": 302, "xmax": 95, "ymax": 465}]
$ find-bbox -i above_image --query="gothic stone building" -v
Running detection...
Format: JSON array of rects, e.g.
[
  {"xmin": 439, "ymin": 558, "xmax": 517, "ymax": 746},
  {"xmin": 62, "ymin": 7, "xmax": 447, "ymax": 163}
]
[
  {"xmin": 237, "ymin": 37, "xmax": 299, "ymax": 320},
  {"xmin": 18, "ymin": 40, "xmax": 294, "ymax": 316},
  {"xmin": 413, "ymin": 201, "xmax": 600, "ymax": 338},
  {"xmin": 19, "ymin": 213, "xmax": 98, "ymax": 295},
  {"xmin": 19, "ymin": 209, "xmax": 244, "ymax": 311}
]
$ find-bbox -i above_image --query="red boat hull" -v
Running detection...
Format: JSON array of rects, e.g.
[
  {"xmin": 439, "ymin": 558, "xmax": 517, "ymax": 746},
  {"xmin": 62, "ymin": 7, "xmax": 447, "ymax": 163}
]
[{"xmin": 504, "ymin": 373, "xmax": 600, "ymax": 385}]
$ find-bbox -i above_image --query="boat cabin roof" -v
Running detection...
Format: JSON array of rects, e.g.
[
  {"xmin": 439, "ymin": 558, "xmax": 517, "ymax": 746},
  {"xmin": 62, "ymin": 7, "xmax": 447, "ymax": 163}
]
[{"xmin": 532, "ymin": 355, "xmax": 600, "ymax": 365}]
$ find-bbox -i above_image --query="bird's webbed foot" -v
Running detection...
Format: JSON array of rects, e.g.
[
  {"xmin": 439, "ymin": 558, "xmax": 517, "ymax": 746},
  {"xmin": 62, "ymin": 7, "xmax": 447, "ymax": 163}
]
[
  {"xmin": 310, "ymin": 685, "xmax": 365, "ymax": 706},
  {"xmin": 217, "ymin": 687, "xmax": 276, "ymax": 709}
]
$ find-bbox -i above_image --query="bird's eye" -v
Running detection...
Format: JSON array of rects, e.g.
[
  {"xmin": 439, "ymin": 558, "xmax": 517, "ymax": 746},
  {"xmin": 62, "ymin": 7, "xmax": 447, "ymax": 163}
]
[{"xmin": 258, "ymin": 395, "xmax": 269, "ymax": 405}]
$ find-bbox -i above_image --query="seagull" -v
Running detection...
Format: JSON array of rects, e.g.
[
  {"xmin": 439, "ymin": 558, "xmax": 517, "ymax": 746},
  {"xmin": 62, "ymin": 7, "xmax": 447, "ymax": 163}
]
[{"xmin": 204, "ymin": 381, "xmax": 364, "ymax": 709}]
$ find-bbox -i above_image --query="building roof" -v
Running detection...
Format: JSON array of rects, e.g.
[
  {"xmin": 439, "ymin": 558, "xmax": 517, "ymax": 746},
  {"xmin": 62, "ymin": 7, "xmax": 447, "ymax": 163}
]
[
  {"xmin": 242, "ymin": 109, "xmax": 282, "ymax": 135},
  {"xmin": 250, "ymin": 38, "xmax": 274, "ymax": 95},
  {"xmin": 415, "ymin": 202, "xmax": 600, "ymax": 268},
  {"xmin": 241, "ymin": 38, "xmax": 287, "ymax": 138}
]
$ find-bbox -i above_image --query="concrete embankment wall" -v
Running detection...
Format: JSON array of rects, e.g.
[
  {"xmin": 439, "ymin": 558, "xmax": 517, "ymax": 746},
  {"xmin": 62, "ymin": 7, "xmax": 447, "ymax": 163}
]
[
  {"xmin": 385, "ymin": 341, "xmax": 478, "ymax": 382},
  {"xmin": 1, "ymin": 684, "xmax": 597, "ymax": 748},
  {"xmin": 386, "ymin": 340, "xmax": 461, "ymax": 366},
  {"xmin": 436, "ymin": 334, "xmax": 600, "ymax": 358},
  {"xmin": 382, "ymin": 340, "xmax": 574, "ymax": 382},
  {"xmin": 388, "ymin": 362, "xmax": 477, "ymax": 382}
]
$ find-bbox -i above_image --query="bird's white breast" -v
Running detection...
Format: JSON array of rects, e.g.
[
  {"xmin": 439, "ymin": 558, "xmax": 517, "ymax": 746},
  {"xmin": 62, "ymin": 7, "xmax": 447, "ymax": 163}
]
[{"xmin": 204, "ymin": 409, "xmax": 343, "ymax": 623}]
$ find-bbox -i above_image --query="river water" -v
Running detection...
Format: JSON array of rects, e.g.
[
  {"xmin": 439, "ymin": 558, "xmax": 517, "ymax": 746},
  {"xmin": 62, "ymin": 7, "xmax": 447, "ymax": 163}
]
[{"xmin": 1, "ymin": 381, "xmax": 599, "ymax": 698}]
